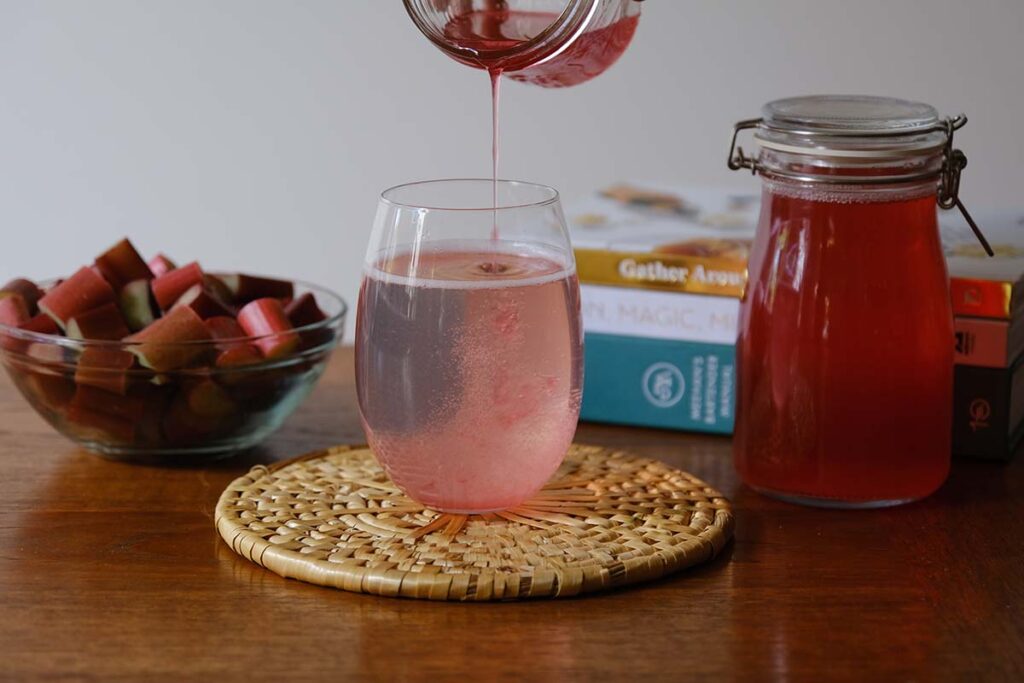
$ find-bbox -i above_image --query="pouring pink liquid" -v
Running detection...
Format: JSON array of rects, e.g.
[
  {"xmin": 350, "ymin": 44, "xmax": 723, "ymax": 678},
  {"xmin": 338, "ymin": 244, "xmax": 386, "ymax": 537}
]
[{"xmin": 440, "ymin": 7, "xmax": 641, "ymax": 236}]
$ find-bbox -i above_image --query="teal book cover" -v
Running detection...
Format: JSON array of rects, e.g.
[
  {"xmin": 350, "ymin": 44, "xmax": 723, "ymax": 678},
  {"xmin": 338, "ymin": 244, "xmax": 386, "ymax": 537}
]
[{"xmin": 580, "ymin": 333, "xmax": 736, "ymax": 434}]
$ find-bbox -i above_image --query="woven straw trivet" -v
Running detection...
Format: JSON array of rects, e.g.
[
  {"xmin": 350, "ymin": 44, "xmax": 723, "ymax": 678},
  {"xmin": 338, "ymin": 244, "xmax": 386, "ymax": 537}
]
[{"xmin": 215, "ymin": 444, "xmax": 734, "ymax": 601}]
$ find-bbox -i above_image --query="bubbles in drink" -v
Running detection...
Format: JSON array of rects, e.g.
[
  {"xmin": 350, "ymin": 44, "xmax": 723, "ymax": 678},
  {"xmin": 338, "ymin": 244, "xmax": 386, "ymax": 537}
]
[{"xmin": 356, "ymin": 243, "xmax": 583, "ymax": 512}]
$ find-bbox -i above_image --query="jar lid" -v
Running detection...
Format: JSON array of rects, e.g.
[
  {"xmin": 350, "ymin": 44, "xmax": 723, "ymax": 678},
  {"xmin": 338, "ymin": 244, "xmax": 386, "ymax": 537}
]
[
  {"xmin": 727, "ymin": 95, "xmax": 995, "ymax": 257},
  {"xmin": 754, "ymin": 95, "xmax": 949, "ymax": 158}
]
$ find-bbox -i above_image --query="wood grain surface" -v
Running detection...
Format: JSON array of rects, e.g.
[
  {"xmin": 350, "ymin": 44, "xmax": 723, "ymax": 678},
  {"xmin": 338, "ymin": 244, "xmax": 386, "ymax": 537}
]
[{"xmin": 1, "ymin": 347, "xmax": 1021, "ymax": 682}]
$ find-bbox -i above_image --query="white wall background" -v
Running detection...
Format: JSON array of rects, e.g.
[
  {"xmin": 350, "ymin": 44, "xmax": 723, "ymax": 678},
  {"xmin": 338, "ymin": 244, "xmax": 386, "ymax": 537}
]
[{"xmin": 2, "ymin": 0, "xmax": 1022, "ymax": 337}]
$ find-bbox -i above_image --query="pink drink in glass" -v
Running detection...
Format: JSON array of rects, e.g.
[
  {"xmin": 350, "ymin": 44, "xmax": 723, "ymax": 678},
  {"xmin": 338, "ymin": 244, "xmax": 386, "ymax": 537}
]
[{"xmin": 356, "ymin": 244, "xmax": 583, "ymax": 513}]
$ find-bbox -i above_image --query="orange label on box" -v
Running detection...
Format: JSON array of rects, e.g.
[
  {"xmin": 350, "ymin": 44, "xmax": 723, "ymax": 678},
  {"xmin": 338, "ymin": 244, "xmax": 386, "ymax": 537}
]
[{"xmin": 949, "ymin": 278, "xmax": 1013, "ymax": 320}]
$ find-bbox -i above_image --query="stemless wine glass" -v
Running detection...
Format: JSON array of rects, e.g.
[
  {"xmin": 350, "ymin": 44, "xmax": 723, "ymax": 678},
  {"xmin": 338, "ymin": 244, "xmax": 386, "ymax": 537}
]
[{"xmin": 356, "ymin": 179, "xmax": 583, "ymax": 513}]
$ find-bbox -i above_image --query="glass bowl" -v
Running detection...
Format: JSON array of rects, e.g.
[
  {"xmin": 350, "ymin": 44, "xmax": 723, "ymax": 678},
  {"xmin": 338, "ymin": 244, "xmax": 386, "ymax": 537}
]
[{"xmin": 0, "ymin": 276, "xmax": 346, "ymax": 464}]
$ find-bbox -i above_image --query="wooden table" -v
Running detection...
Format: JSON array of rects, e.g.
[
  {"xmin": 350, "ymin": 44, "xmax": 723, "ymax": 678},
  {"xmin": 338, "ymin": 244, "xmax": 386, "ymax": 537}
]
[{"xmin": 1, "ymin": 348, "xmax": 1021, "ymax": 682}]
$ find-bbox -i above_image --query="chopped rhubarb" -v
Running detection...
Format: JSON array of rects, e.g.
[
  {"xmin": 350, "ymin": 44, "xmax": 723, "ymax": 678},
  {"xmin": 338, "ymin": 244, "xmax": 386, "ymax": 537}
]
[
  {"xmin": 1, "ymin": 279, "xmax": 44, "ymax": 314},
  {"xmin": 151, "ymin": 262, "xmax": 205, "ymax": 312},
  {"xmin": 237, "ymin": 298, "xmax": 299, "ymax": 358},
  {"xmin": 133, "ymin": 387, "xmax": 173, "ymax": 447},
  {"xmin": 284, "ymin": 292, "xmax": 326, "ymax": 328},
  {"xmin": 38, "ymin": 266, "xmax": 116, "ymax": 330},
  {"xmin": 0, "ymin": 237, "xmax": 334, "ymax": 454},
  {"xmin": 68, "ymin": 388, "xmax": 140, "ymax": 443},
  {"xmin": 0, "ymin": 295, "xmax": 30, "ymax": 328},
  {"xmin": 125, "ymin": 305, "xmax": 213, "ymax": 372},
  {"xmin": 220, "ymin": 274, "xmax": 294, "ymax": 304},
  {"xmin": 19, "ymin": 369, "xmax": 76, "ymax": 414},
  {"xmin": 118, "ymin": 279, "xmax": 157, "ymax": 332},
  {"xmin": 0, "ymin": 295, "xmax": 33, "ymax": 352},
  {"xmin": 186, "ymin": 379, "xmax": 237, "ymax": 418},
  {"xmin": 4, "ymin": 313, "xmax": 62, "ymax": 353},
  {"xmin": 73, "ymin": 385, "xmax": 147, "ymax": 422},
  {"xmin": 204, "ymin": 275, "xmax": 236, "ymax": 310},
  {"xmin": 205, "ymin": 316, "xmax": 246, "ymax": 341},
  {"xmin": 24, "ymin": 342, "xmax": 70, "ymax": 365},
  {"xmin": 75, "ymin": 346, "xmax": 137, "ymax": 395},
  {"xmin": 20, "ymin": 314, "xmax": 60, "ymax": 335},
  {"xmin": 215, "ymin": 343, "xmax": 263, "ymax": 371},
  {"xmin": 68, "ymin": 404, "xmax": 136, "ymax": 443},
  {"xmin": 174, "ymin": 284, "xmax": 233, "ymax": 319},
  {"xmin": 147, "ymin": 253, "xmax": 177, "ymax": 278},
  {"xmin": 162, "ymin": 389, "xmax": 224, "ymax": 444},
  {"xmin": 225, "ymin": 365, "xmax": 300, "ymax": 410},
  {"xmin": 66, "ymin": 303, "xmax": 131, "ymax": 341},
  {"xmin": 94, "ymin": 238, "xmax": 154, "ymax": 290}
]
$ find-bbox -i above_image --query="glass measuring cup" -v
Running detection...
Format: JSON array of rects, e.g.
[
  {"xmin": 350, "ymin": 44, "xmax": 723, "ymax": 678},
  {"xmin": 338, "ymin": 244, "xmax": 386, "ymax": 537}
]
[{"xmin": 404, "ymin": 0, "xmax": 643, "ymax": 87}]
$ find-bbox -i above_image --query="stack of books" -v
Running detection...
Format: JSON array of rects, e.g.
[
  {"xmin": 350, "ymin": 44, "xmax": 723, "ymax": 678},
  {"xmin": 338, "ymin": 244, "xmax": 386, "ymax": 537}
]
[
  {"xmin": 568, "ymin": 184, "xmax": 1024, "ymax": 460},
  {"xmin": 567, "ymin": 184, "xmax": 757, "ymax": 435},
  {"xmin": 945, "ymin": 210, "xmax": 1024, "ymax": 460}
]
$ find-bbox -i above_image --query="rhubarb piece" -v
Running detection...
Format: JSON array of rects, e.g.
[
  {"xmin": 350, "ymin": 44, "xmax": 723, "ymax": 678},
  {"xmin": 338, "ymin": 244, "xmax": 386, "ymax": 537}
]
[
  {"xmin": 2, "ymin": 312, "xmax": 58, "ymax": 354},
  {"xmin": 204, "ymin": 275, "xmax": 236, "ymax": 310},
  {"xmin": 68, "ymin": 404, "xmax": 135, "ymax": 443},
  {"xmin": 214, "ymin": 344, "xmax": 265, "ymax": 389},
  {"xmin": 94, "ymin": 238, "xmax": 154, "ymax": 290},
  {"xmin": 205, "ymin": 316, "xmax": 246, "ymax": 341},
  {"xmin": 118, "ymin": 279, "xmax": 157, "ymax": 332},
  {"xmin": 3, "ymin": 333, "xmax": 75, "ymax": 412},
  {"xmin": 285, "ymin": 292, "xmax": 333, "ymax": 350},
  {"xmin": 1, "ymin": 278, "xmax": 44, "ymax": 314},
  {"xmin": 125, "ymin": 305, "xmax": 213, "ymax": 372},
  {"xmin": 285, "ymin": 292, "xmax": 326, "ymax": 328},
  {"xmin": 174, "ymin": 284, "xmax": 233, "ymax": 319},
  {"xmin": 0, "ymin": 296, "xmax": 32, "ymax": 353},
  {"xmin": 214, "ymin": 344, "xmax": 268, "ymax": 393},
  {"xmin": 186, "ymin": 379, "xmax": 237, "ymax": 419},
  {"xmin": 0, "ymin": 294, "xmax": 30, "ymax": 328},
  {"xmin": 226, "ymin": 364, "xmax": 302, "ymax": 410},
  {"xmin": 4, "ymin": 313, "xmax": 61, "ymax": 353},
  {"xmin": 75, "ymin": 346, "xmax": 136, "ymax": 395},
  {"xmin": 132, "ymin": 387, "xmax": 172, "ymax": 447},
  {"xmin": 237, "ymin": 298, "xmax": 299, "ymax": 358},
  {"xmin": 71, "ymin": 384, "xmax": 147, "ymax": 422},
  {"xmin": 38, "ymin": 267, "xmax": 116, "ymax": 330},
  {"xmin": 220, "ymin": 274, "xmax": 294, "ymax": 305},
  {"xmin": 205, "ymin": 316, "xmax": 255, "ymax": 355},
  {"xmin": 20, "ymin": 313, "xmax": 60, "ymax": 335},
  {"xmin": 68, "ymin": 388, "xmax": 138, "ymax": 444},
  {"xmin": 20, "ymin": 369, "xmax": 76, "ymax": 414},
  {"xmin": 147, "ymin": 253, "xmax": 177, "ymax": 278},
  {"xmin": 151, "ymin": 262, "xmax": 204, "ymax": 312},
  {"xmin": 215, "ymin": 343, "xmax": 263, "ymax": 372},
  {"xmin": 110, "ymin": 382, "xmax": 172, "ymax": 447},
  {"xmin": 162, "ymin": 387, "xmax": 226, "ymax": 444},
  {"xmin": 25, "ymin": 342, "xmax": 71, "ymax": 365},
  {"xmin": 66, "ymin": 303, "xmax": 131, "ymax": 341}
]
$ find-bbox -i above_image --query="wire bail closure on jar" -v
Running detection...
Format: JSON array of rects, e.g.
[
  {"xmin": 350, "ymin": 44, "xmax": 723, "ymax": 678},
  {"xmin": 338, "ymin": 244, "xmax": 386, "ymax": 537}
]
[{"xmin": 727, "ymin": 111, "xmax": 993, "ymax": 257}]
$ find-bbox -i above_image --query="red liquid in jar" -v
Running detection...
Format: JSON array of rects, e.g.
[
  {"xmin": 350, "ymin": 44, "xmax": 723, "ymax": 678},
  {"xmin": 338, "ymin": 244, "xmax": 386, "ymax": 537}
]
[
  {"xmin": 733, "ymin": 186, "xmax": 953, "ymax": 504},
  {"xmin": 442, "ymin": 9, "xmax": 639, "ymax": 87}
]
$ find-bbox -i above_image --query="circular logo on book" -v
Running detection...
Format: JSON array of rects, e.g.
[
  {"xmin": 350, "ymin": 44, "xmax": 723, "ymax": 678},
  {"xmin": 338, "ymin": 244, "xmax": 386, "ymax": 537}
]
[{"xmin": 642, "ymin": 362, "xmax": 686, "ymax": 408}]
